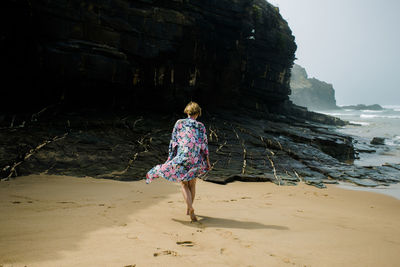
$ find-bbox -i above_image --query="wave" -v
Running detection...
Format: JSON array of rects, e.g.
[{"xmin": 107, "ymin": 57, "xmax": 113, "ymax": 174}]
[
  {"xmin": 382, "ymin": 115, "xmax": 400, "ymax": 119},
  {"xmin": 383, "ymin": 105, "xmax": 400, "ymax": 109},
  {"xmin": 383, "ymin": 105, "xmax": 400, "ymax": 112},
  {"xmin": 363, "ymin": 110, "xmax": 384, "ymax": 113},
  {"xmin": 349, "ymin": 121, "xmax": 370, "ymax": 126},
  {"xmin": 360, "ymin": 114, "xmax": 379, "ymax": 118},
  {"xmin": 360, "ymin": 114, "xmax": 400, "ymax": 119},
  {"xmin": 321, "ymin": 112, "xmax": 357, "ymax": 117},
  {"xmin": 386, "ymin": 136, "xmax": 400, "ymax": 146},
  {"xmin": 323, "ymin": 113, "xmax": 347, "ymax": 116}
]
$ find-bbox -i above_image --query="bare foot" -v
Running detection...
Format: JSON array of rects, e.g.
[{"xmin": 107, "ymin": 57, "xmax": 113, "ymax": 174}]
[
  {"xmin": 186, "ymin": 208, "xmax": 190, "ymax": 215},
  {"xmin": 189, "ymin": 208, "xmax": 198, "ymax": 222}
]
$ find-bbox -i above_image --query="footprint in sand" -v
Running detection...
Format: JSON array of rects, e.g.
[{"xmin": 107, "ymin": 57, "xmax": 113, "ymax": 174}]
[
  {"xmin": 282, "ymin": 257, "xmax": 298, "ymax": 265},
  {"xmin": 216, "ymin": 229, "xmax": 234, "ymax": 239},
  {"xmin": 241, "ymin": 196, "xmax": 252, "ymax": 199},
  {"xmin": 153, "ymin": 250, "xmax": 178, "ymax": 257},
  {"xmin": 126, "ymin": 234, "xmax": 138, "ymax": 240},
  {"xmin": 176, "ymin": 241, "xmax": 194, "ymax": 247}
]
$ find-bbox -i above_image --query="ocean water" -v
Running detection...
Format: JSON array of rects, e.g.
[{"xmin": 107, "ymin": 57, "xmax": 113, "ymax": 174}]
[
  {"xmin": 319, "ymin": 105, "xmax": 400, "ymax": 167},
  {"xmin": 337, "ymin": 182, "xmax": 400, "ymax": 200},
  {"xmin": 318, "ymin": 105, "xmax": 400, "ymax": 199}
]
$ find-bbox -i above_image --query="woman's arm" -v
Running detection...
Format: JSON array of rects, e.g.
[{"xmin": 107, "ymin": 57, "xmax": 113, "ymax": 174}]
[
  {"xmin": 201, "ymin": 124, "xmax": 211, "ymax": 170},
  {"xmin": 167, "ymin": 120, "xmax": 179, "ymax": 161}
]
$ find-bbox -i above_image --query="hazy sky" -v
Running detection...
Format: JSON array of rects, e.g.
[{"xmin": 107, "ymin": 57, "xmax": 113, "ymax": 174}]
[{"xmin": 268, "ymin": 0, "xmax": 400, "ymax": 106}]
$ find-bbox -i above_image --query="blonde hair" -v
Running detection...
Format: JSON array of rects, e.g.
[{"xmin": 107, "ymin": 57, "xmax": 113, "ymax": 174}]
[{"xmin": 184, "ymin": 101, "xmax": 202, "ymax": 117}]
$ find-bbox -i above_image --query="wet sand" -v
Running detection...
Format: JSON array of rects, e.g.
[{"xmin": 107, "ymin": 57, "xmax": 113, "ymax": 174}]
[{"xmin": 1, "ymin": 175, "xmax": 400, "ymax": 267}]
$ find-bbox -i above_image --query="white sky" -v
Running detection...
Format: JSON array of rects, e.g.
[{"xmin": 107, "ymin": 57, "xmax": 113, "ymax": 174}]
[{"xmin": 267, "ymin": 0, "xmax": 400, "ymax": 106}]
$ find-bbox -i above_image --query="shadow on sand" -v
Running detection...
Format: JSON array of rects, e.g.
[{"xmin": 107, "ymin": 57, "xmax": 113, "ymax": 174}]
[{"xmin": 172, "ymin": 215, "xmax": 289, "ymax": 230}]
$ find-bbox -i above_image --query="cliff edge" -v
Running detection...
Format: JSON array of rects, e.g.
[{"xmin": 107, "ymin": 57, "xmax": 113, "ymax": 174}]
[
  {"xmin": 290, "ymin": 64, "xmax": 339, "ymax": 111},
  {"xmin": 2, "ymin": 0, "xmax": 398, "ymax": 188},
  {"xmin": 3, "ymin": 0, "xmax": 296, "ymax": 113}
]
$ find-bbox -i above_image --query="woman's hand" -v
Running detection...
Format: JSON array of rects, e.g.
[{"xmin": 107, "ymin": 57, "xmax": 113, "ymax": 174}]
[{"xmin": 206, "ymin": 156, "xmax": 211, "ymax": 170}]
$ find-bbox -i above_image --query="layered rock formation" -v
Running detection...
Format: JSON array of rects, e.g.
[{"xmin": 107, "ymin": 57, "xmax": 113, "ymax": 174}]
[
  {"xmin": 1, "ymin": 0, "xmax": 399, "ymax": 188},
  {"xmin": 290, "ymin": 64, "xmax": 339, "ymax": 111},
  {"xmin": 3, "ymin": 0, "xmax": 296, "ymax": 113},
  {"xmin": 2, "ymin": 109, "xmax": 399, "ymax": 189}
]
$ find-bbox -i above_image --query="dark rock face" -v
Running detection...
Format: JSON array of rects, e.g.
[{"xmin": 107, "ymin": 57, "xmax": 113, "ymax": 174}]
[
  {"xmin": 2, "ymin": 0, "xmax": 399, "ymax": 189},
  {"xmin": 3, "ymin": 0, "xmax": 296, "ymax": 113},
  {"xmin": 341, "ymin": 104, "xmax": 383, "ymax": 111},
  {"xmin": 289, "ymin": 64, "xmax": 339, "ymax": 111},
  {"xmin": 2, "ymin": 109, "xmax": 399, "ymax": 189},
  {"xmin": 0, "ymin": 109, "xmax": 354, "ymax": 186},
  {"xmin": 370, "ymin": 137, "xmax": 385, "ymax": 145}
]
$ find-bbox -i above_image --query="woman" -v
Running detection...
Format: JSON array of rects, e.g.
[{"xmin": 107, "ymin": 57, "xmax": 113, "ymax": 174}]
[{"xmin": 146, "ymin": 101, "xmax": 211, "ymax": 222}]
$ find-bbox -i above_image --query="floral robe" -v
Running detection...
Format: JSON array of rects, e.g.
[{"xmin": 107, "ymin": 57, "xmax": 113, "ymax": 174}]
[{"xmin": 146, "ymin": 118, "xmax": 209, "ymax": 183}]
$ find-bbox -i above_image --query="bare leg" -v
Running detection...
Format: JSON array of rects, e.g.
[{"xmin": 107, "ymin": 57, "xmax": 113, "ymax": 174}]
[
  {"xmin": 181, "ymin": 181, "xmax": 197, "ymax": 222},
  {"xmin": 188, "ymin": 178, "xmax": 196, "ymax": 205},
  {"xmin": 188, "ymin": 178, "xmax": 197, "ymax": 221},
  {"xmin": 186, "ymin": 178, "xmax": 197, "ymax": 215}
]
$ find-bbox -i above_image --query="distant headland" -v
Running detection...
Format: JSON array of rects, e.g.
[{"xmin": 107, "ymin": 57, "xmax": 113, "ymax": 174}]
[
  {"xmin": 289, "ymin": 64, "xmax": 384, "ymax": 112},
  {"xmin": 340, "ymin": 104, "xmax": 383, "ymax": 110},
  {"xmin": 289, "ymin": 64, "xmax": 339, "ymax": 110}
]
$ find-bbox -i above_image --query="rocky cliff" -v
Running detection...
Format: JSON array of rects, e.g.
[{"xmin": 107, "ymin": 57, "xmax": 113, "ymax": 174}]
[
  {"xmin": 3, "ymin": 0, "xmax": 296, "ymax": 113},
  {"xmin": 2, "ymin": 0, "xmax": 399, "ymax": 188},
  {"xmin": 290, "ymin": 64, "xmax": 339, "ymax": 111}
]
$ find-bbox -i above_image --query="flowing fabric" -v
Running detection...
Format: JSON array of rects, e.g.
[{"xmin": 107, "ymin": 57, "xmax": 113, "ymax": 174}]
[{"xmin": 146, "ymin": 118, "xmax": 209, "ymax": 183}]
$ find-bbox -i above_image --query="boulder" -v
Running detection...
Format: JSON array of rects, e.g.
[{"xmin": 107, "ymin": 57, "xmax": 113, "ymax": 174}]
[{"xmin": 370, "ymin": 137, "xmax": 385, "ymax": 145}]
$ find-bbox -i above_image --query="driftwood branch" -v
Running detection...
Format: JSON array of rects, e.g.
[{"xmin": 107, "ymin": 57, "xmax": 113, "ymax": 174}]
[
  {"xmin": 293, "ymin": 170, "xmax": 303, "ymax": 182},
  {"xmin": 1, "ymin": 132, "xmax": 68, "ymax": 181},
  {"xmin": 266, "ymin": 154, "xmax": 280, "ymax": 185},
  {"xmin": 209, "ymin": 125, "xmax": 218, "ymax": 142},
  {"xmin": 231, "ymin": 125, "xmax": 247, "ymax": 175}
]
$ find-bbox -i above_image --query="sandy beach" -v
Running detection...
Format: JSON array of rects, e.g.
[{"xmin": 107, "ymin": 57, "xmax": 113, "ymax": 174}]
[{"xmin": 1, "ymin": 175, "xmax": 400, "ymax": 267}]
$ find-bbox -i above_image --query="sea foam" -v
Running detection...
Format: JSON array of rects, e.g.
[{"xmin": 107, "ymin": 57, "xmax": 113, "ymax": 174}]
[
  {"xmin": 363, "ymin": 110, "xmax": 383, "ymax": 113},
  {"xmin": 360, "ymin": 114, "xmax": 400, "ymax": 119},
  {"xmin": 349, "ymin": 121, "xmax": 370, "ymax": 126},
  {"xmin": 360, "ymin": 114, "xmax": 379, "ymax": 119}
]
